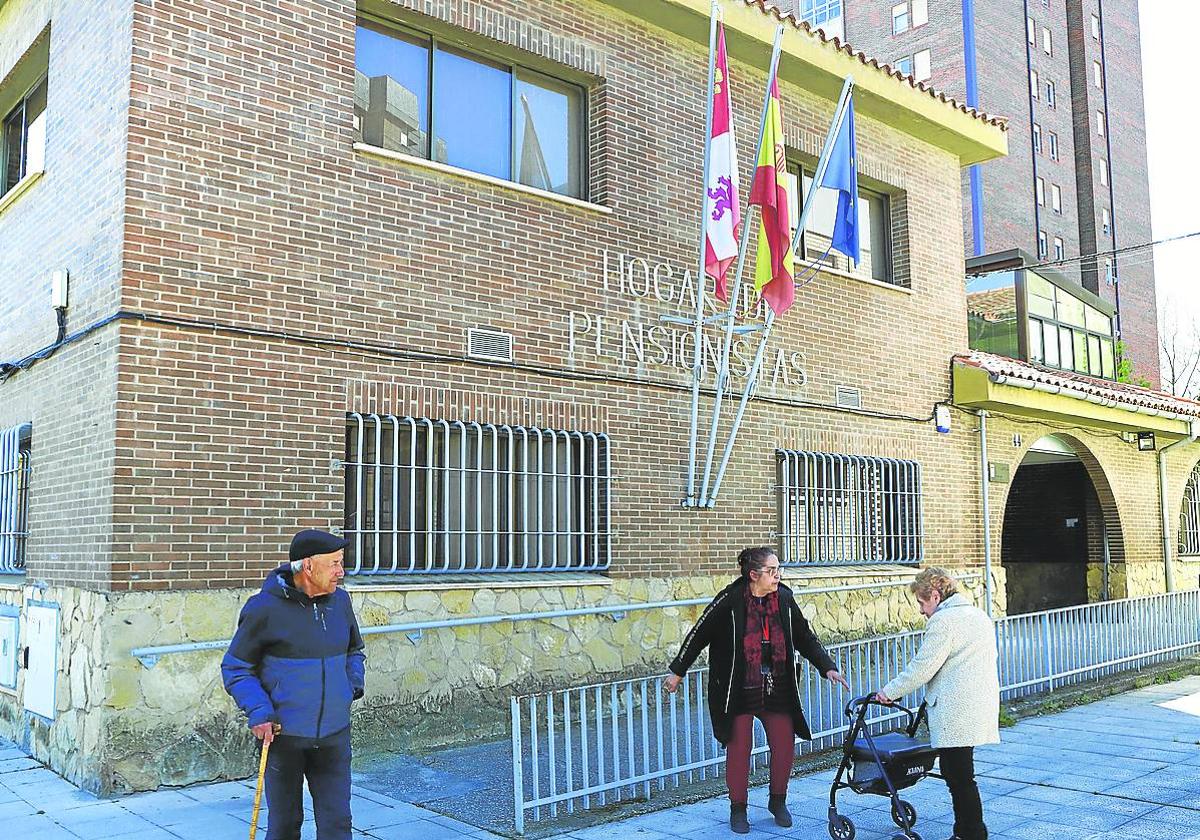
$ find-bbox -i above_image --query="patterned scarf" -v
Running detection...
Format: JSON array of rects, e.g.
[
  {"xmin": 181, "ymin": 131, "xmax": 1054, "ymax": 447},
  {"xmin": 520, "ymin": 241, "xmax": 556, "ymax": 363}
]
[{"xmin": 742, "ymin": 587, "xmax": 788, "ymax": 688}]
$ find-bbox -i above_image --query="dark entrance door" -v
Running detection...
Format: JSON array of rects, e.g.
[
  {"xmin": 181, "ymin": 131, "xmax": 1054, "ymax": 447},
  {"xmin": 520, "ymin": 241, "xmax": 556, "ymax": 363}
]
[{"xmin": 1002, "ymin": 459, "xmax": 1093, "ymax": 613}]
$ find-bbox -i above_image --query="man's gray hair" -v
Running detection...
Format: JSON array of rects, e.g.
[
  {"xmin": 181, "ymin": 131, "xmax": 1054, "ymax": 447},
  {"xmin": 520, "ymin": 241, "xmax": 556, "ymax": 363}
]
[{"xmin": 290, "ymin": 558, "xmax": 305, "ymax": 574}]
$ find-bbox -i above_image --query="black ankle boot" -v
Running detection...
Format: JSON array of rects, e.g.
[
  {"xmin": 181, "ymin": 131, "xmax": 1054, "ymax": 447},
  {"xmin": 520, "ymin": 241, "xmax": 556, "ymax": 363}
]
[
  {"xmin": 730, "ymin": 803, "xmax": 750, "ymax": 834},
  {"xmin": 767, "ymin": 793, "xmax": 793, "ymax": 827}
]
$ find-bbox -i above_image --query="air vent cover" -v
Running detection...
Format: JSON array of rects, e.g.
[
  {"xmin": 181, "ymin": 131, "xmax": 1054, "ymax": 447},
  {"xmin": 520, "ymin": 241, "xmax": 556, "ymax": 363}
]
[
  {"xmin": 467, "ymin": 328, "xmax": 514, "ymax": 363},
  {"xmin": 835, "ymin": 385, "xmax": 862, "ymax": 409}
]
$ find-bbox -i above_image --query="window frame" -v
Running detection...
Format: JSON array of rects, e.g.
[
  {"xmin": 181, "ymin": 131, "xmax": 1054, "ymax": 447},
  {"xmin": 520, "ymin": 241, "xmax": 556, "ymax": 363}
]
[
  {"xmin": 1096, "ymin": 110, "xmax": 1106, "ymax": 136},
  {"xmin": 354, "ymin": 16, "xmax": 589, "ymax": 201},
  {"xmin": 1036, "ymin": 177, "xmax": 1045, "ymax": 207},
  {"xmin": 785, "ymin": 160, "xmax": 896, "ymax": 287},
  {"xmin": 1099, "ymin": 157, "xmax": 1108, "ymax": 186},
  {"xmin": 1027, "ymin": 16, "xmax": 1036, "ymax": 46},
  {"xmin": 1048, "ymin": 131, "xmax": 1059, "ymax": 161},
  {"xmin": 913, "ymin": 48, "xmax": 931, "ymax": 83},
  {"xmin": 891, "ymin": 2, "xmax": 909, "ymax": 34},
  {"xmin": 0, "ymin": 424, "xmax": 31, "ymax": 574},
  {"xmin": 343, "ymin": 413, "xmax": 612, "ymax": 574},
  {"xmin": 1022, "ymin": 270, "xmax": 1117, "ymax": 378},
  {"xmin": 777, "ymin": 449, "xmax": 924, "ymax": 567},
  {"xmin": 1053, "ymin": 236, "xmax": 1064, "ymax": 261},
  {"xmin": 1, "ymin": 73, "xmax": 48, "ymax": 200},
  {"xmin": 1091, "ymin": 14, "xmax": 1101, "ymax": 40},
  {"xmin": 1033, "ymin": 122, "xmax": 1042, "ymax": 154},
  {"xmin": 1030, "ymin": 69, "xmax": 1039, "ymax": 99},
  {"xmin": 1051, "ymin": 183, "xmax": 1062, "ymax": 214},
  {"xmin": 910, "ymin": 0, "xmax": 928, "ymax": 28},
  {"xmin": 1045, "ymin": 79, "xmax": 1056, "ymax": 107},
  {"xmin": 1042, "ymin": 26, "xmax": 1053, "ymax": 56},
  {"xmin": 1037, "ymin": 230, "xmax": 1048, "ymax": 259},
  {"xmin": 1093, "ymin": 60, "xmax": 1104, "ymax": 89},
  {"xmin": 1102, "ymin": 207, "xmax": 1111, "ymax": 236}
]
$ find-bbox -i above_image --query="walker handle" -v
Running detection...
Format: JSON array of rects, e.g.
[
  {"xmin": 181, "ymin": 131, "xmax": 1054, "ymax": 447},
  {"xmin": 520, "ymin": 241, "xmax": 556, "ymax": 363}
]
[{"xmin": 843, "ymin": 693, "xmax": 919, "ymax": 728}]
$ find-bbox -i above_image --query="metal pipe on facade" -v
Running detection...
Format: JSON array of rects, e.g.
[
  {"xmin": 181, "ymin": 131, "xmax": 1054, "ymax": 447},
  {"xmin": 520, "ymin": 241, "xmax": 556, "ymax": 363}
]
[
  {"xmin": 1158, "ymin": 420, "xmax": 1199, "ymax": 592},
  {"xmin": 977, "ymin": 410, "xmax": 993, "ymax": 616},
  {"xmin": 129, "ymin": 574, "xmax": 981, "ymax": 666}
]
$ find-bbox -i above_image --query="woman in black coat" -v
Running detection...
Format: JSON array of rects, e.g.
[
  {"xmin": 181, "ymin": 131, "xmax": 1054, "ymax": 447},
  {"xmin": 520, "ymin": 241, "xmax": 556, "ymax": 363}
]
[{"xmin": 664, "ymin": 547, "xmax": 849, "ymax": 834}]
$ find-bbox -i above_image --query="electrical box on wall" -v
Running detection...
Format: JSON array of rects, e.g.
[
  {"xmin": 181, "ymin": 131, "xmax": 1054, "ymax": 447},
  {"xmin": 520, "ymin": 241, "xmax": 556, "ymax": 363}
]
[
  {"xmin": 50, "ymin": 270, "xmax": 69, "ymax": 310},
  {"xmin": 988, "ymin": 462, "xmax": 1010, "ymax": 483},
  {"xmin": 0, "ymin": 610, "xmax": 16, "ymax": 691},
  {"xmin": 22, "ymin": 602, "xmax": 58, "ymax": 721}
]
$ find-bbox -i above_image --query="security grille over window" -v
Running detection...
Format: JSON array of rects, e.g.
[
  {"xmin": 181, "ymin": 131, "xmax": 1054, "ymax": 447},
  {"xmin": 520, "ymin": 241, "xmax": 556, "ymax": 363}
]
[
  {"xmin": 0, "ymin": 424, "xmax": 31, "ymax": 573},
  {"xmin": 344, "ymin": 413, "xmax": 611, "ymax": 574},
  {"xmin": 1178, "ymin": 463, "xmax": 1200, "ymax": 556},
  {"xmin": 777, "ymin": 450, "xmax": 923, "ymax": 565}
]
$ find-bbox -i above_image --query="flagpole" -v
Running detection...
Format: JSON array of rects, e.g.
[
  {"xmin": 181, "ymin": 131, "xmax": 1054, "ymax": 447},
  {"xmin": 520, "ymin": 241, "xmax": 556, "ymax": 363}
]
[
  {"xmin": 683, "ymin": 0, "xmax": 722, "ymax": 508},
  {"xmin": 706, "ymin": 78, "xmax": 855, "ymax": 509},
  {"xmin": 698, "ymin": 25, "xmax": 785, "ymax": 507}
]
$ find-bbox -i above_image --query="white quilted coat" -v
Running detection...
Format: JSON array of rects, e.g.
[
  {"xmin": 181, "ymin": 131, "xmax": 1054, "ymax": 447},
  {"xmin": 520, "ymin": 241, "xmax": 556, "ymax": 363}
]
[{"xmin": 882, "ymin": 593, "xmax": 1000, "ymax": 749}]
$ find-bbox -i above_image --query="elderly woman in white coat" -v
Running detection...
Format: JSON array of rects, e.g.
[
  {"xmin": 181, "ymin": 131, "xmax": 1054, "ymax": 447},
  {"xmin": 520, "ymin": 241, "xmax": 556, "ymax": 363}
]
[{"xmin": 875, "ymin": 568, "xmax": 999, "ymax": 840}]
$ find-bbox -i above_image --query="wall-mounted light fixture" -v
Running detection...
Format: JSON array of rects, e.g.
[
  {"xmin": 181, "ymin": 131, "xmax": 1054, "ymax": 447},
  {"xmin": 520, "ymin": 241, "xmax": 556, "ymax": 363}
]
[{"xmin": 1137, "ymin": 432, "xmax": 1156, "ymax": 452}]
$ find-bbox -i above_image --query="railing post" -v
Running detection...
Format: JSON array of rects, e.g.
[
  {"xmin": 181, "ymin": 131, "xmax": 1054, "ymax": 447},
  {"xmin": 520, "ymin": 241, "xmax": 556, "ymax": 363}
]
[
  {"xmin": 1041, "ymin": 612, "xmax": 1054, "ymax": 693},
  {"xmin": 511, "ymin": 696, "xmax": 525, "ymax": 835}
]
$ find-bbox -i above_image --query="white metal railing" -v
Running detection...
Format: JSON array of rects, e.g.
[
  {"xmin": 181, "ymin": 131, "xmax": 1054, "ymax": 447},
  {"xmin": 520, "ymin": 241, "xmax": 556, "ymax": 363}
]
[
  {"xmin": 778, "ymin": 450, "xmax": 923, "ymax": 565},
  {"xmin": 0, "ymin": 424, "xmax": 31, "ymax": 573},
  {"xmin": 343, "ymin": 413, "xmax": 611, "ymax": 574},
  {"xmin": 511, "ymin": 589, "xmax": 1200, "ymax": 833}
]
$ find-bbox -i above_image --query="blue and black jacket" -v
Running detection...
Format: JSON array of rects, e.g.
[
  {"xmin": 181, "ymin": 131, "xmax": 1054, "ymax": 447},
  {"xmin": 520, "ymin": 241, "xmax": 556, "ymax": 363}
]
[{"xmin": 221, "ymin": 564, "xmax": 366, "ymax": 738}]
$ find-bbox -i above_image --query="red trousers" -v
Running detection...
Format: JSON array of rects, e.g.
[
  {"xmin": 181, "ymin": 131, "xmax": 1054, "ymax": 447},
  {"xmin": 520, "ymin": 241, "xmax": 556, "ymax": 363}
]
[{"xmin": 725, "ymin": 711, "xmax": 795, "ymax": 804}]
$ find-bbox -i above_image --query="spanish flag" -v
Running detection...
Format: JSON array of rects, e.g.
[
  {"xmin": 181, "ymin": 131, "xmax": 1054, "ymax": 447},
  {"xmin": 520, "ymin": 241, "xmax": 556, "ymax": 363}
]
[{"xmin": 749, "ymin": 72, "xmax": 795, "ymax": 316}]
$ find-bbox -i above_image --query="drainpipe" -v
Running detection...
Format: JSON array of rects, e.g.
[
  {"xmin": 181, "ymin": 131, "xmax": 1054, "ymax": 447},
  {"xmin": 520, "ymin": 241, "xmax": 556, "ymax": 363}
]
[
  {"xmin": 1158, "ymin": 419, "xmax": 1200, "ymax": 592},
  {"xmin": 977, "ymin": 410, "xmax": 993, "ymax": 616}
]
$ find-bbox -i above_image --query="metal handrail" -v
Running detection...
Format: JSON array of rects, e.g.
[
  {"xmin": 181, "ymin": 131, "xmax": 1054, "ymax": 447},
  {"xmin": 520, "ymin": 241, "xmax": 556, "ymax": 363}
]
[{"xmin": 129, "ymin": 574, "xmax": 976, "ymax": 667}]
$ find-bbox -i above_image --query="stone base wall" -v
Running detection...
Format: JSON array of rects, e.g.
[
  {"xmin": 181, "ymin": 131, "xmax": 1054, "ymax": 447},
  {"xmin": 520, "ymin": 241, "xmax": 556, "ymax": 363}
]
[{"xmin": 0, "ymin": 566, "xmax": 995, "ymax": 793}]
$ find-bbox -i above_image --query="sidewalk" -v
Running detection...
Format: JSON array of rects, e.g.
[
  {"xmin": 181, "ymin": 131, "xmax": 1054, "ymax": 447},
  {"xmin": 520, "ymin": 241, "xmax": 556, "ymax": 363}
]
[{"xmin": 3, "ymin": 675, "xmax": 1200, "ymax": 839}]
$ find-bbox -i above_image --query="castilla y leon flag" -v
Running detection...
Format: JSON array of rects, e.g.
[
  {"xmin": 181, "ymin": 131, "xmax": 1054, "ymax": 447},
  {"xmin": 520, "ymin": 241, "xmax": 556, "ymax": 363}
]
[
  {"xmin": 705, "ymin": 21, "xmax": 741, "ymax": 302},
  {"xmin": 749, "ymin": 71, "xmax": 796, "ymax": 317}
]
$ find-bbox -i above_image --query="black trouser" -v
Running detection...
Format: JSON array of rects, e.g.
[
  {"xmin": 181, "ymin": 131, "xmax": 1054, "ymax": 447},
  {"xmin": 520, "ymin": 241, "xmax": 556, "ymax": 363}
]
[
  {"xmin": 939, "ymin": 747, "xmax": 987, "ymax": 840},
  {"xmin": 265, "ymin": 726, "xmax": 353, "ymax": 840}
]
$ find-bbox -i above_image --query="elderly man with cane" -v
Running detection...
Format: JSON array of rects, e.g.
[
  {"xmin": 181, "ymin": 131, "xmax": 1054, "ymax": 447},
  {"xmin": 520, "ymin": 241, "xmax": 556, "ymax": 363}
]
[{"xmin": 222, "ymin": 529, "xmax": 366, "ymax": 840}]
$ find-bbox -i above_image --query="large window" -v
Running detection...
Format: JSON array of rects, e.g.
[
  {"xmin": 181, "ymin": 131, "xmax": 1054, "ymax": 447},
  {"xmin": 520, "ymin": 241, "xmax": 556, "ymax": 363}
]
[
  {"xmin": 785, "ymin": 162, "xmax": 894, "ymax": 285},
  {"xmin": 1025, "ymin": 271, "xmax": 1115, "ymax": 377},
  {"xmin": 343, "ymin": 414, "xmax": 611, "ymax": 574},
  {"xmin": 0, "ymin": 424, "xmax": 30, "ymax": 573},
  {"xmin": 1, "ymin": 76, "xmax": 47, "ymax": 199},
  {"xmin": 354, "ymin": 20, "xmax": 586, "ymax": 199},
  {"xmin": 892, "ymin": 3, "xmax": 909, "ymax": 33},
  {"xmin": 777, "ymin": 450, "xmax": 923, "ymax": 566},
  {"xmin": 800, "ymin": 0, "xmax": 843, "ymax": 28}
]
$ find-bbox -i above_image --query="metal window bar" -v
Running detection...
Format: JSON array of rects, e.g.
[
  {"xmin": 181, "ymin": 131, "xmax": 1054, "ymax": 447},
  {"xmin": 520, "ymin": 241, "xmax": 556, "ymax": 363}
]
[
  {"xmin": 343, "ymin": 413, "xmax": 611, "ymax": 574},
  {"xmin": 0, "ymin": 424, "xmax": 31, "ymax": 573},
  {"xmin": 1179, "ymin": 463, "xmax": 1200, "ymax": 556},
  {"xmin": 777, "ymin": 450, "xmax": 923, "ymax": 565},
  {"xmin": 512, "ymin": 589, "xmax": 1200, "ymax": 833}
]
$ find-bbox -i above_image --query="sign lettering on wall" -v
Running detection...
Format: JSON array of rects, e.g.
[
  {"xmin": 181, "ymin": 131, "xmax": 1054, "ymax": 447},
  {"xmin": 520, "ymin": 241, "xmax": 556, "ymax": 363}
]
[{"xmin": 565, "ymin": 249, "xmax": 809, "ymax": 392}]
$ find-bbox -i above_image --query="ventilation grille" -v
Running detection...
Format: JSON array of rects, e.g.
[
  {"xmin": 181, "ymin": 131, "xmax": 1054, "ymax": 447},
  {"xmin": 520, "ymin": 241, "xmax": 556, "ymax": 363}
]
[
  {"xmin": 834, "ymin": 385, "xmax": 863, "ymax": 409},
  {"xmin": 467, "ymin": 328, "xmax": 514, "ymax": 363}
]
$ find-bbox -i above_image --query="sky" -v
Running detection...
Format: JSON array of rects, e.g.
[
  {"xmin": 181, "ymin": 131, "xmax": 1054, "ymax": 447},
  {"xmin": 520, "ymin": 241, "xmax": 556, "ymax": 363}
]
[{"xmin": 1139, "ymin": 1, "xmax": 1200, "ymax": 331}]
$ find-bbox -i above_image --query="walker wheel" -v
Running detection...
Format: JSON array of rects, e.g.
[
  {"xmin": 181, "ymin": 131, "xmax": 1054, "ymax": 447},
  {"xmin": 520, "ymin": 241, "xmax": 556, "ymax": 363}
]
[
  {"xmin": 890, "ymin": 832, "xmax": 921, "ymax": 840},
  {"xmin": 891, "ymin": 799, "xmax": 917, "ymax": 828},
  {"xmin": 828, "ymin": 814, "xmax": 855, "ymax": 840}
]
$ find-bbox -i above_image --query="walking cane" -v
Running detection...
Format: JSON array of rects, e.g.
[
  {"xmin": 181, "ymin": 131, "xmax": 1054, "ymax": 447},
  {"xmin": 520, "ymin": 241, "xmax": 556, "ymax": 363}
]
[{"xmin": 249, "ymin": 724, "xmax": 281, "ymax": 840}]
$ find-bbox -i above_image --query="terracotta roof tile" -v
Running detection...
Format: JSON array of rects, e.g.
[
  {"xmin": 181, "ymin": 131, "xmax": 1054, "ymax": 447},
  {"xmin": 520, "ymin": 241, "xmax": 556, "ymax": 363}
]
[
  {"xmin": 955, "ymin": 351, "xmax": 1200, "ymax": 419},
  {"xmin": 741, "ymin": 0, "xmax": 1007, "ymax": 129}
]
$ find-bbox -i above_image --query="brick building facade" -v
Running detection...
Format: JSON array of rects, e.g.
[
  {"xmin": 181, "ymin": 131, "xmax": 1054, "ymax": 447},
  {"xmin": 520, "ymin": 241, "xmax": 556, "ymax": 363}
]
[
  {"xmin": 0, "ymin": 0, "xmax": 1196, "ymax": 796},
  {"xmin": 787, "ymin": 0, "xmax": 1160, "ymax": 387}
]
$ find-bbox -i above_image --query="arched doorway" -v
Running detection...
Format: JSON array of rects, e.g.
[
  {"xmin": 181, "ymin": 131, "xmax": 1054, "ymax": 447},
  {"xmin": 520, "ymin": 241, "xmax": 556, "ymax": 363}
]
[{"xmin": 1001, "ymin": 434, "xmax": 1125, "ymax": 613}]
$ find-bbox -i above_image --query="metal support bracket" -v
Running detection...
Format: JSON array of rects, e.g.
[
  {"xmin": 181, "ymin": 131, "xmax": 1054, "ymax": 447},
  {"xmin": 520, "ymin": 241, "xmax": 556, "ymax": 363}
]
[
  {"xmin": 608, "ymin": 611, "xmax": 627, "ymax": 622},
  {"xmin": 405, "ymin": 629, "xmax": 424, "ymax": 645},
  {"xmin": 136, "ymin": 653, "xmax": 160, "ymax": 669}
]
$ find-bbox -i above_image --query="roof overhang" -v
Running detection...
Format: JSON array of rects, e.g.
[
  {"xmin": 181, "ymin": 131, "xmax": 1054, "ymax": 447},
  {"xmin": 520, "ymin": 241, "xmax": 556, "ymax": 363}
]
[
  {"xmin": 594, "ymin": 0, "xmax": 1008, "ymax": 166},
  {"xmin": 954, "ymin": 362, "xmax": 1197, "ymax": 440}
]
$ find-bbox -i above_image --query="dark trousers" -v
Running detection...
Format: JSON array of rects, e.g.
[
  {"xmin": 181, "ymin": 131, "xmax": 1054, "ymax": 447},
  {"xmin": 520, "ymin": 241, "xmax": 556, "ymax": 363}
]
[
  {"xmin": 939, "ymin": 747, "xmax": 987, "ymax": 840},
  {"xmin": 726, "ymin": 712, "xmax": 794, "ymax": 804},
  {"xmin": 265, "ymin": 726, "xmax": 353, "ymax": 840}
]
